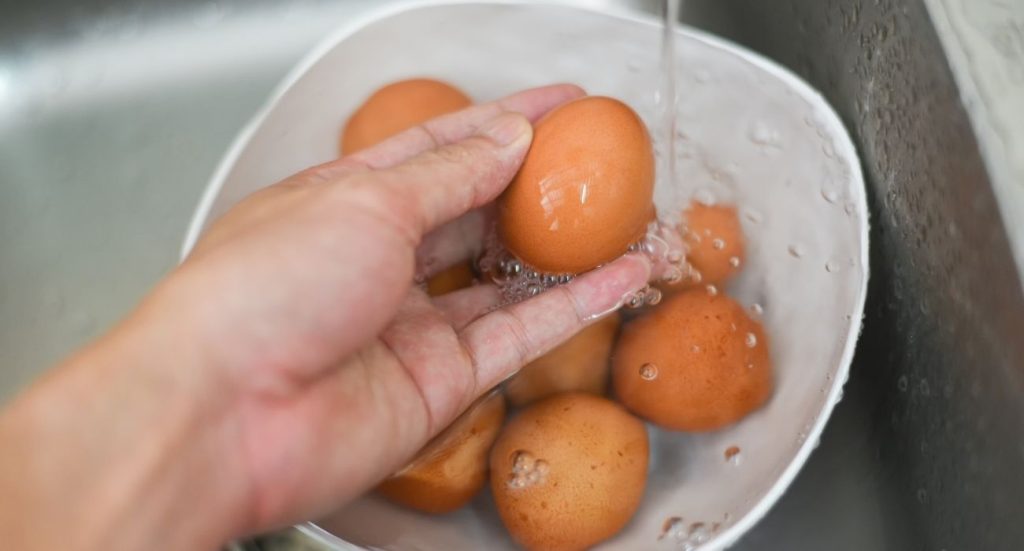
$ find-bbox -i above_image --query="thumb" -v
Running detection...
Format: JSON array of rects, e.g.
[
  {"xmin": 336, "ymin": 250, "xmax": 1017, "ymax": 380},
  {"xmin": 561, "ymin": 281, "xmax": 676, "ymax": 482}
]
[{"xmin": 369, "ymin": 112, "xmax": 533, "ymax": 238}]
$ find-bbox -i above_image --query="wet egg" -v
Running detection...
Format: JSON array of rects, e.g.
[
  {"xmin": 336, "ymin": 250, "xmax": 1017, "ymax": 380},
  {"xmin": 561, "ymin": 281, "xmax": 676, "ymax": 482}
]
[
  {"xmin": 504, "ymin": 314, "xmax": 620, "ymax": 407},
  {"xmin": 341, "ymin": 78, "xmax": 472, "ymax": 154},
  {"xmin": 377, "ymin": 390, "xmax": 505, "ymax": 513},
  {"xmin": 612, "ymin": 289, "xmax": 772, "ymax": 431},
  {"xmin": 426, "ymin": 261, "xmax": 476, "ymax": 297},
  {"xmin": 490, "ymin": 393, "xmax": 648, "ymax": 550},
  {"xmin": 498, "ymin": 96, "xmax": 655, "ymax": 274},
  {"xmin": 678, "ymin": 202, "xmax": 745, "ymax": 287}
]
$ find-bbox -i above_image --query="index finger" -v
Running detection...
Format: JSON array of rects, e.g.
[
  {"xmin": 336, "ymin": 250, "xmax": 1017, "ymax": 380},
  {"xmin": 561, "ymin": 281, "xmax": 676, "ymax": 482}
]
[{"xmin": 338, "ymin": 83, "xmax": 585, "ymax": 171}]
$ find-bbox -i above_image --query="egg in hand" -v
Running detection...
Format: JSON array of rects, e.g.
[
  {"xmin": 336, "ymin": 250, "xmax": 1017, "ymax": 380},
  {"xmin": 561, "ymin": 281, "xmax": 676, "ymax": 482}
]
[{"xmin": 498, "ymin": 96, "xmax": 655, "ymax": 275}]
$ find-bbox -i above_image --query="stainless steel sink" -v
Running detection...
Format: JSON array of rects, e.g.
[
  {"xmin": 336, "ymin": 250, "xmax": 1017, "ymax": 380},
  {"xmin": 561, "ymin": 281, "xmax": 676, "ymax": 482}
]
[{"xmin": 2, "ymin": 0, "xmax": 1022, "ymax": 549}]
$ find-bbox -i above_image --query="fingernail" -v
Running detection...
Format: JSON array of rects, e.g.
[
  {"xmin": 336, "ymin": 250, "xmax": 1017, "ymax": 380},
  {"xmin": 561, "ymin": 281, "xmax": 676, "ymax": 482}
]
[{"xmin": 478, "ymin": 113, "xmax": 532, "ymax": 147}]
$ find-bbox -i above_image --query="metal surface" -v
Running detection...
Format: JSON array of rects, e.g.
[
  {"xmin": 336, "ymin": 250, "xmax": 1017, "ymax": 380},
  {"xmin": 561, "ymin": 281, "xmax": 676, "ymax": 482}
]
[{"xmin": 1, "ymin": 0, "xmax": 1022, "ymax": 549}]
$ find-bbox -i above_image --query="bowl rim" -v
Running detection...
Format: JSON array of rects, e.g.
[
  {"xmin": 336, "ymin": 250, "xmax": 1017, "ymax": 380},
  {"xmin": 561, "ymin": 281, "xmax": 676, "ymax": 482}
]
[{"xmin": 182, "ymin": 1, "xmax": 870, "ymax": 549}]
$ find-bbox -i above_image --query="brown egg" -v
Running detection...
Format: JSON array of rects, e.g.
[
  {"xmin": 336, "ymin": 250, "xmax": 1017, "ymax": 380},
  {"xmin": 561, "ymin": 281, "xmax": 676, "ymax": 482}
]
[
  {"xmin": 341, "ymin": 78, "xmax": 472, "ymax": 154},
  {"xmin": 490, "ymin": 393, "xmax": 648, "ymax": 551},
  {"xmin": 426, "ymin": 261, "xmax": 475, "ymax": 297},
  {"xmin": 377, "ymin": 390, "xmax": 505, "ymax": 514},
  {"xmin": 612, "ymin": 289, "xmax": 772, "ymax": 431},
  {"xmin": 498, "ymin": 96, "xmax": 655, "ymax": 274},
  {"xmin": 679, "ymin": 202, "xmax": 745, "ymax": 287},
  {"xmin": 504, "ymin": 314, "xmax": 620, "ymax": 407}
]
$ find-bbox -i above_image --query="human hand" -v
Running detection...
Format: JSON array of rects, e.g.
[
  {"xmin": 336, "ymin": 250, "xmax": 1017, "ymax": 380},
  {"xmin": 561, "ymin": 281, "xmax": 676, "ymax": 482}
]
[{"xmin": 0, "ymin": 84, "xmax": 651, "ymax": 550}]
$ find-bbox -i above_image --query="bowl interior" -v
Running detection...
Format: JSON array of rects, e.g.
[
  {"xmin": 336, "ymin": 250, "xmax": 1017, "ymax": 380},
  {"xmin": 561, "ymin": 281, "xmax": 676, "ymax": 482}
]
[{"xmin": 184, "ymin": 2, "xmax": 868, "ymax": 549}]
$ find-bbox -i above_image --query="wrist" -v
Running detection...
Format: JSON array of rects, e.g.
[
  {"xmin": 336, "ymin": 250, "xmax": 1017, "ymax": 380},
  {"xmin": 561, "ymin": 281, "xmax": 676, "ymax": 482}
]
[{"xmin": 0, "ymin": 284, "xmax": 249, "ymax": 550}]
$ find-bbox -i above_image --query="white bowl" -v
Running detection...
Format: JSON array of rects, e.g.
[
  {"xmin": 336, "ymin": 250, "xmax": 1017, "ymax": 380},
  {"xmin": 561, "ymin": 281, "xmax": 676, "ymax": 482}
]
[{"xmin": 183, "ymin": 1, "xmax": 869, "ymax": 549}]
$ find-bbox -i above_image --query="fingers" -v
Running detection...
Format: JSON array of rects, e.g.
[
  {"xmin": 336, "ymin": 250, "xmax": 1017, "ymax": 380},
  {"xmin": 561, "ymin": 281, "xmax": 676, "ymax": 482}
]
[
  {"xmin": 458, "ymin": 255, "xmax": 651, "ymax": 391},
  {"xmin": 358, "ymin": 112, "xmax": 533, "ymax": 241},
  {"xmin": 432, "ymin": 284, "xmax": 502, "ymax": 330},
  {"xmin": 346, "ymin": 83, "xmax": 584, "ymax": 170}
]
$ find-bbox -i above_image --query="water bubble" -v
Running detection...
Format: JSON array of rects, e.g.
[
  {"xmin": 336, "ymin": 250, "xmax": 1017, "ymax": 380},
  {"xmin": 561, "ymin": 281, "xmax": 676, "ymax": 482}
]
[
  {"xmin": 639, "ymin": 363, "xmax": 659, "ymax": 381},
  {"xmin": 667, "ymin": 250, "xmax": 684, "ymax": 264},
  {"xmin": 724, "ymin": 446, "xmax": 742, "ymax": 465},
  {"xmin": 916, "ymin": 488, "xmax": 928, "ymax": 504},
  {"xmin": 524, "ymin": 269, "xmax": 539, "ymax": 280},
  {"xmin": 897, "ymin": 375, "xmax": 909, "ymax": 392},
  {"xmin": 625, "ymin": 288, "xmax": 648, "ymax": 309},
  {"xmin": 557, "ymin": 274, "xmax": 573, "ymax": 284},
  {"xmin": 745, "ymin": 333, "xmax": 758, "ymax": 348},
  {"xmin": 728, "ymin": 256, "xmax": 741, "ymax": 268},
  {"xmin": 706, "ymin": 284, "xmax": 719, "ymax": 296},
  {"xmin": 541, "ymin": 274, "xmax": 558, "ymax": 287},
  {"xmin": 712, "ymin": 238, "xmax": 726, "ymax": 250},
  {"xmin": 508, "ymin": 450, "xmax": 548, "ymax": 488},
  {"xmin": 788, "ymin": 244, "xmax": 805, "ymax": 258},
  {"xmin": 645, "ymin": 287, "xmax": 663, "ymax": 306},
  {"xmin": 527, "ymin": 284, "xmax": 544, "ymax": 296},
  {"xmin": 662, "ymin": 266, "xmax": 684, "ymax": 284},
  {"xmin": 919, "ymin": 379, "xmax": 930, "ymax": 396}
]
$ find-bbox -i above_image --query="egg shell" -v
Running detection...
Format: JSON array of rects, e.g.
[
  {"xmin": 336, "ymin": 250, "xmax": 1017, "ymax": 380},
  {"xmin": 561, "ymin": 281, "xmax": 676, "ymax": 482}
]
[
  {"xmin": 504, "ymin": 314, "xmax": 620, "ymax": 407},
  {"xmin": 340, "ymin": 78, "xmax": 472, "ymax": 154},
  {"xmin": 426, "ymin": 261, "xmax": 475, "ymax": 297},
  {"xmin": 377, "ymin": 390, "xmax": 505, "ymax": 514},
  {"xmin": 679, "ymin": 202, "xmax": 746, "ymax": 288},
  {"xmin": 498, "ymin": 96, "xmax": 655, "ymax": 274},
  {"xmin": 612, "ymin": 289, "xmax": 772, "ymax": 431},
  {"xmin": 490, "ymin": 393, "xmax": 648, "ymax": 551}
]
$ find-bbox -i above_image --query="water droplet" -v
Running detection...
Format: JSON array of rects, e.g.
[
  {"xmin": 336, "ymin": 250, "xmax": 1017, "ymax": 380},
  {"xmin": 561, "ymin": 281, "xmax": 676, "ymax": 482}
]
[
  {"xmin": 667, "ymin": 250, "xmax": 684, "ymax": 264},
  {"xmin": 897, "ymin": 375, "xmax": 909, "ymax": 392},
  {"xmin": 747, "ymin": 121, "xmax": 782, "ymax": 149},
  {"xmin": 691, "ymin": 344, "xmax": 701, "ymax": 353},
  {"xmin": 788, "ymin": 244, "xmax": 805, "ymax": 258},
  {"xmin": 750, "ymin": 303, "xmax": 764, "ymax": 316},
  {"xmin": 746, "ymin": 362, "xmax": 755, "ymax": 370},
  {"xmin": 917, "ymin": 488, "xmax": 928, "ymax": 503},
  {"xmin": 724, "ymin": 445, "xmax": 742, "ymax": 465},
  {"xmin": 920, "ymin": 379, "xmax": 930, "ymax": 396},
  {"xmin": 745, "ymin": 333, "xmax": 758, "ymax": 348},
  {"xmin": 821, "ymin": 188, "xmax": 839, "ymax": 203},
  {"xmin": 659, "ymin": 517, "xmax": 684, "ymax": 541},
  {"xmin": 728, "ymin": 256, "xmax": 741, "ymax": 268},
  {"xmin": 742, "ymin": 208, "xmax": 763, "ymax": 224},
  {"xmin": 712, "ymin": 238, "xmax": 726, "ymax": 250},
  {"xmin": 693, "ymin": 188, "xmax": 716, "ymax": 205},
  {"xmin": 639, "ymin": 363, "xmax": 659, "ymax": 381},
  {"xmin": 825, "ymin": 260, "xmax": 839, "ymax": 273},
  {"xmin": 706, "ymin": 284, "xmax": 719, "ymax": 296},
  {"xmin": 822, "ymin": 141, "xmax": 836, "ymax": 158},
  {"xmin": 844, "ymin": 201, "xmax": 857, "ymax": 215}
]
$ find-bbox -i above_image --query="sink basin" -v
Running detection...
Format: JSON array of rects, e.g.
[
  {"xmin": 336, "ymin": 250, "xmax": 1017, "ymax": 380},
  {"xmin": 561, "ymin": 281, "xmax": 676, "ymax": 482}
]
[{"xmin": 1, "ymin": 0, "xmax": 1021, "ymax": 549}]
